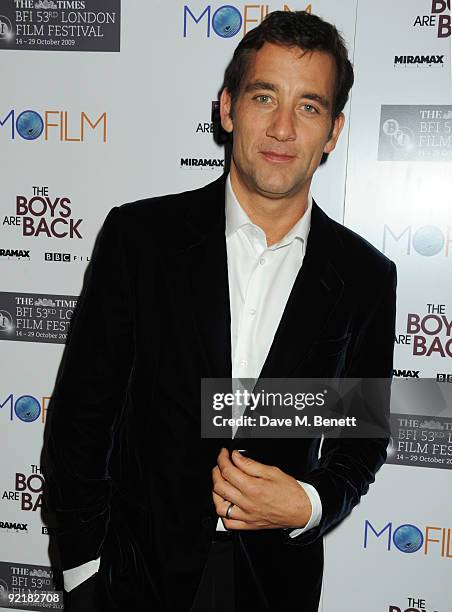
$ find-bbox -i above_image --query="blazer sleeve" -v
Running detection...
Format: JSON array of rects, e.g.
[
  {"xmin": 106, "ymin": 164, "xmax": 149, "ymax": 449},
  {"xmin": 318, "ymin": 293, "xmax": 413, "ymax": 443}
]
[
  {"xmin": 42, "ymin": 206, "xmax": 134, "ymax": 570},
  {"xmin": 284, "ymin": 259, "xmax": 397, "ymax": 546}
]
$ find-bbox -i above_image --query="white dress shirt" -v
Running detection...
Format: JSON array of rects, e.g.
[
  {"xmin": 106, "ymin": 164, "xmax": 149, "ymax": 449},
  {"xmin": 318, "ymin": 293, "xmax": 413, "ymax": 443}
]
[
  {"xmin": 216, "ymin": 175, "xmax": 322, "ymax": 538},
  {"xmin": 63, "ymin": 175, "xmax": 322, "ymax": 591}
]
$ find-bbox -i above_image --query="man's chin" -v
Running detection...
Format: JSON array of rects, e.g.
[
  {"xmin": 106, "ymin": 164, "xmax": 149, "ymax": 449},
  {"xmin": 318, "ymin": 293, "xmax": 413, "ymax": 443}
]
[{"xmin": 254, "ymin": 180, "xmax": 302, "ymax": 200}]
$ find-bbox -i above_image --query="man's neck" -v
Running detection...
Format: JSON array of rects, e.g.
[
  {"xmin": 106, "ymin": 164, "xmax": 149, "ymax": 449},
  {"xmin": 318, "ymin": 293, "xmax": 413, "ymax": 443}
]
[{"xmin": 229, "ymin": 166, "xmax": 310, "ymax": 247}]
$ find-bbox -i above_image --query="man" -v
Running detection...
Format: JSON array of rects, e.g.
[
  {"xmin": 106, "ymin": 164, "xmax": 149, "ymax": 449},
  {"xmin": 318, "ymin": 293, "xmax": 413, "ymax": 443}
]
[{"xmin": 42, "ymin": 10, "xmax": 397, "ymax": 612}]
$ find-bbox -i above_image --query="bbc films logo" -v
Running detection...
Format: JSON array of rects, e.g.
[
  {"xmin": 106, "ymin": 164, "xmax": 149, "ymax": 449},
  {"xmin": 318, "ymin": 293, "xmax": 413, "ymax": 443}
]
[
  {"xmin": 45, "ymin": 252, "xmax": 70, "ymax": 262},
  {"xmin": 3, "ymin": 187, "xmax": 83, "ymax": 238},
  {"xmin": 437, "ymin": 372, "xmax": 452, "ymax": 382},
  {"xmin": 0, "ymin": 0, "xmax": 121, "ymax": 52},
  {"xmin": 413, "ymin": 0, "xmax": 450, "ymax": 38},
  {"xmin": 0, "ymin": 291, "xmax": 77, "ymax": 344},
  {"xmin": 378, "ymin": 105, "xmax": 452, "ymax": 162},
  {"xmin": 44, "ymin": 252, "xmax": 89, "ymax": 262}
]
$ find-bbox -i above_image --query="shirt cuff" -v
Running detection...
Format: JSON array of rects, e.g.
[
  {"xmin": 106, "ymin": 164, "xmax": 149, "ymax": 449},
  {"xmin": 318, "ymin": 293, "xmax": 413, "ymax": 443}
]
[
  {"xmin": 288, "ymin": 480, "xmax": 322, "ymax": 538},
  {"xmin": 216, "ymin": 516, "xmax": 227, "ymax": 531},
  {"xmin": 63, "ymin": 558, "xmax": 100, "ymax": 592}
]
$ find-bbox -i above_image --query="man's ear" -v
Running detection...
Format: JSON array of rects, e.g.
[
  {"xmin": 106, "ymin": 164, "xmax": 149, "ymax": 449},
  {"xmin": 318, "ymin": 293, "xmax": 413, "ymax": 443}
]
[
  {"xmin": 220, "ymin": 88, "xmax": 234, "ymax": 134},
  {"xmin": 323, "ymin": 112, "xmax": 345, "ymax": 154}
]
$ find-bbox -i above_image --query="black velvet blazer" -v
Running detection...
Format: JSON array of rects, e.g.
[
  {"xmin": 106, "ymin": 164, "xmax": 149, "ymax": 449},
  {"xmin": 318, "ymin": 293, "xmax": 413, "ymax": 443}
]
[{"xmin": 42, "ymin": 174, "xmax": 397, "ymax": 612}]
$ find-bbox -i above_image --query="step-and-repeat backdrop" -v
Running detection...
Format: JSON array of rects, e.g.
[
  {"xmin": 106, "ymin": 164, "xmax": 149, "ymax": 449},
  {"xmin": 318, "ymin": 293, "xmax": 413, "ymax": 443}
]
[{"xmin": 0, "ymin": 1, "xmax": 451, "ymax": 610}]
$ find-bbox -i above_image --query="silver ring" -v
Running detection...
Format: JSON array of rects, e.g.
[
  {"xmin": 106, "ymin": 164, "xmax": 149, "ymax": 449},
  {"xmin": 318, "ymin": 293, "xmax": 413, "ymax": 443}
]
[{"xmin": 225, "ymin": 502, "xmax": 234, "ymax": 519}]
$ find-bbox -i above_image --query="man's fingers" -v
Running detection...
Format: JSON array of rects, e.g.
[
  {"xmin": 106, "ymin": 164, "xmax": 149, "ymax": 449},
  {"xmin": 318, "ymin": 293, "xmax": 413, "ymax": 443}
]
[
  {"xmin": 230, "ymin": 449, "xmax": 273, "ymax": 478},
  {"xmin": 212, "ymin": 471, "xmax": 247, "ymax": 508},
  {"xmin": 211, "ymin": 492, "xmax": 266, "ymax": 529},
  {"xmin": 216, "ymin": 448, "xmax": 256, "ymax": 491},
  {"xmin": 219, "ymin": 498, "xmax": 248, "ymax": 522}
]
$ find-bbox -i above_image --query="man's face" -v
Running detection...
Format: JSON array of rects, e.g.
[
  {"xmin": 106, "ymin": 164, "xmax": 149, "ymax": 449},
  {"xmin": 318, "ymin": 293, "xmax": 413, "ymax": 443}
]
[{"xmin": 220, "ymin": 42, "xmax": 345, "ymax": 202}]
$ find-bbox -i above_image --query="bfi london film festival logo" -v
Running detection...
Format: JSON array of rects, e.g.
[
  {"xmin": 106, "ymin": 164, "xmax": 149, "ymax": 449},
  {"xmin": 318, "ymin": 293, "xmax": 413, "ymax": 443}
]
[
  {"xmin": 413, "ymin": 0, "xmax": 451, "ymax": 38},
  {"xmin": 0, "ymin": 0, "xmax": 121, "ymax": 52},
  {"xmin": 0, "ymin": 14, "xmax": 13, "ymax": 41},
  {"xmin": 3, "ymin": 187, "xmax": 83, "ymax": 238},
  {"xmin": 378, "ymin": 105, "xmax": 452, "ymax": 162},
  {"xmin": 0, "ymin": 292, "xmax": 77, "ymax": 344},
  {"xmin": 387, "ymin": 410, "xmax": 452, "ymax": 470},
  {"xmin": 0, "ymin": 560, "xmax": 62, "ymax": 609},
  {"xmin": 182, "ymin": 3, "xmax": 312, "ymax": 38},
  {"xmin": 0, "ymin": 109, "xmax": 107, "ymax": 142}
]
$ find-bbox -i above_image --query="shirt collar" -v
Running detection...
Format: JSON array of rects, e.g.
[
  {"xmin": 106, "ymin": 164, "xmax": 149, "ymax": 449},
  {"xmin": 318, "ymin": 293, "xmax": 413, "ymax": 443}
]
[{"xmin": 225, "ymin": 173, "xmax": 312, "ymax": 247}]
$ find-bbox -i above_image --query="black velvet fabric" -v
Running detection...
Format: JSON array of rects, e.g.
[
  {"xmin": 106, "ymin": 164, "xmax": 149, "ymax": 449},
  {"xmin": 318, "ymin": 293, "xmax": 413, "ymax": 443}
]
[{"xmin": 41, "ymin": 174, "xmax": 397, "ymax": 612}]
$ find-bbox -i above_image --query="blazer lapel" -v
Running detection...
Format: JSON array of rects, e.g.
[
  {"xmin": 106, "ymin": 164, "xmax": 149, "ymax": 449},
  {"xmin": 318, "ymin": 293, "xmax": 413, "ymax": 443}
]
[
  {"xmin": 258, "ymin": 201, "xmax": 345, "ymax": 380},
  {"xmin": 183, "ymin": 175, "xmax": 232, "ymax": 379},
  {"xmin": 183, "ymin": 179, "xmax": 345, "ymax": 384}
]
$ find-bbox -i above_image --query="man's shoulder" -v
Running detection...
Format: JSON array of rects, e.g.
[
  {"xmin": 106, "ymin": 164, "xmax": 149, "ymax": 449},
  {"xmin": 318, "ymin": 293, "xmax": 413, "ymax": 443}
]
[
  {"xmin": 114, "ymin": 176, "xmax": 224, "ymax": 227},
  {"xmin": 335, "ymin": 218, "xmax": 391, "ymax": 266},
  {"xmin": 316, "ymin": 205, "xmax": 395, "ymax": 281}
]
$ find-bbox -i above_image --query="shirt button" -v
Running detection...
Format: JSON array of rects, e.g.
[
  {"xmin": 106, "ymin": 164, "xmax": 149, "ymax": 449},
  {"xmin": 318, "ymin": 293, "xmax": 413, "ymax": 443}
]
[
  {"xmin": 249, "ymin": 308, "xmax": 256, "ymax": 315},
  {"xmin": 240, "ymin": 359, "xmax": 248, "ymax": 367},
  {"xmin": 259, "ymin": 257, "xmax": 266, "ymax": 265}
]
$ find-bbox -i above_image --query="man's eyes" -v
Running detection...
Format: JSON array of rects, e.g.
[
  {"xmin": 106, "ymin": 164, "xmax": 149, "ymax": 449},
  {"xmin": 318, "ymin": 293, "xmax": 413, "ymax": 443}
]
[
  {"xmin": 302, "ymin": 104, "xmax": 318, "ymax": 114},
  {"xmin": 254, "ymin": 94, "xmax": 272, "ymax": 104},
  {"xmin": 252, "ymin": 96, "xmax": 319, "ymax": 114}
]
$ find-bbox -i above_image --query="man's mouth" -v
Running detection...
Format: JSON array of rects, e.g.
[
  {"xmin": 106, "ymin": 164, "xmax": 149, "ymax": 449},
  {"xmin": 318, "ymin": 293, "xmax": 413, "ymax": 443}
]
[{"xmin": 260, "ymin": 151, "xmax": 296, "ymax": 163}]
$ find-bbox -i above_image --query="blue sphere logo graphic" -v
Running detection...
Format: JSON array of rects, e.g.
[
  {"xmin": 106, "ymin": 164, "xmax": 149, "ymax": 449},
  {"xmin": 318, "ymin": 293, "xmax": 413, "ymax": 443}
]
[
  {"xmin": 413, "ymin": 225, "xmax": 444, "ymax": 257},
  {"xmin": 14, "ymin": 395, "xmax": 41, "ymax": 422},
  {"xmin": 393, "ymin": 524, "xmax": 423, "ymax": 553},
  {"xmin": 16, "ymin": 110, "xmax": 44, "ymax": 141},
  {"xmin": 212, "ymin": 6, "xmax": 242, "ymax": 38}
]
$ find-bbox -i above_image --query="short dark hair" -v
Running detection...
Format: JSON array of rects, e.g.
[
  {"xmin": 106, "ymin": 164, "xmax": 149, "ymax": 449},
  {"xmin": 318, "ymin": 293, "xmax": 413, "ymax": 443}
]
[{"xmin": 221, "ymin": 10, "xmax": 354, "ymax": 120}]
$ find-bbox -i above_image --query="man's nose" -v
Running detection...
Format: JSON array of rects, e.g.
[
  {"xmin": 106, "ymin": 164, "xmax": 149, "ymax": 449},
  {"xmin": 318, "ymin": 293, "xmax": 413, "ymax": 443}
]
[{"xmin": 266, "ymin": 105, "xmax": 296, "ymax": 141}]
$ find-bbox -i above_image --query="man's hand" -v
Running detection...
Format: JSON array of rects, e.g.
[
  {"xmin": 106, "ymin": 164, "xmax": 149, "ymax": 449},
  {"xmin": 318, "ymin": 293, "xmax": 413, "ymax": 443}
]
[{"xmin": 212, "ymin": 448, "xmax": 312, "ymax": 530}]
